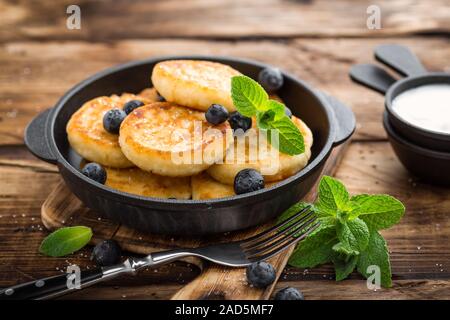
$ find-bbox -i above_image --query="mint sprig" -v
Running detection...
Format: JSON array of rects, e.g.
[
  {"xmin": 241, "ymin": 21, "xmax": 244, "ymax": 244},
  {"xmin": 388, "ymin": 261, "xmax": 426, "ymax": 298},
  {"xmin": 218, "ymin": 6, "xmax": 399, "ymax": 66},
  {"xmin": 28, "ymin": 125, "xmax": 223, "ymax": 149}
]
[
  {"xmin": 231, "ymin": 75, "xmax": 305, "ymax": 155},
  {"xmin": 39, "ymin": 226, "xmax": 93, "ymax": 257},
  {"xmin": 278, "ymin": 175, "xmax": 405, "ymax": 287}
]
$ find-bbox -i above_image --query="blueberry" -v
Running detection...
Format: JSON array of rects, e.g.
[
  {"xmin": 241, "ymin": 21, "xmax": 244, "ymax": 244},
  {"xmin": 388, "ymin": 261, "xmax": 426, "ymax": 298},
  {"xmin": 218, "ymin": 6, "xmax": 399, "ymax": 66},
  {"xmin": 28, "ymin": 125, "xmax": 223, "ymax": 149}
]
[
  {"xmin": 103, "ymin": 109, "xmax": 127, "ymax": 134},
  {"xmin": 274, "ymin": 287, "xmax": 304, "ymax": 300},
  {"xmin": 206, "ymin": 104, "xmax": 229, "ymax": 125},
  {"xmin": 234, "ymin": 169, "xmax": 264, "ymax": 195},
  {"xmin": 81, "ymin": 162, "xmax": 107, "ymax": 184},
  {"xmin": 123, "ymin": 100, "xmax": 144, "ymax": 115},
  {"xmin": 228, "ymin": 112, "xmax": 252, "ymax": 133},
  {"xmin": 91, "ymin": 240, "xmax": 122, "ymax": 266},
  {"xmin": 246, "ymin": 261, "xmax": 276, "ymax": 288},
  {"xmin": 258, "ymin": 67, "xmax": 284, "ymax": 92},
  {"xmin": 156, "ymin": 91, "xmax": 166, "ymax": 102},
  {"xmin": 284, "ymin": 106, "xmax": 292, "ymax": 118}
]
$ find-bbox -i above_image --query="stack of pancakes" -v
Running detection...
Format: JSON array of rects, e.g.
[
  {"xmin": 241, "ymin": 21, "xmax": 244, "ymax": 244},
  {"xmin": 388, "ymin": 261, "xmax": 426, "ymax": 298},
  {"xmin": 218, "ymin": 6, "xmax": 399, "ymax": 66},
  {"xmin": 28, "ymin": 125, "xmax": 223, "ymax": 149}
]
[{"xmin": 66, "ymin": 60, "xmax": 313, "ymax": 200}]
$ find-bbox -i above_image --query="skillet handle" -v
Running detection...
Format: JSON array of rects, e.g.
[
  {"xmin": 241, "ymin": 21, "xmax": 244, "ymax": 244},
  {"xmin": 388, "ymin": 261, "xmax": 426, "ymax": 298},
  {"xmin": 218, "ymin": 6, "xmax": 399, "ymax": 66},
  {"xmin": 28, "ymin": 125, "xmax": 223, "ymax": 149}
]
[
  {"xmin": 375, "ymin": 44, "xmax": 427, "ymax": 77},
  {"xmin": 321, "ymin": 94, "xmax": 356, "ymax": 146},
  {"xmin": 349, "ymin": 64, "xmax": 397, "ymax": 94},
  {"xmin": 24, "ymin": 108, "xmax": 57, "ymax": 164}
]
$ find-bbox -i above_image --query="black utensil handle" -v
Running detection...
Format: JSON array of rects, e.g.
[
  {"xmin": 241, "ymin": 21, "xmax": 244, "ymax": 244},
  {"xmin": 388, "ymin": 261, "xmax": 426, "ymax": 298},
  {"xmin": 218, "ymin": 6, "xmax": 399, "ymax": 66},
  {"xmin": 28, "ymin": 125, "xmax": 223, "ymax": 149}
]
[
  {"xmin": 375, "ymin": 44, "xmax": 427, "ymax": 77},
  {"xmin": 0, "ymin": 268, "xmax": 103, "ymax": 300},
  {"xmin": 349, "ymin": 64, "xmax": 397, "ymax": 94},
  {"xmin": 24, "ymin": 108, "xmax": 57, "ymax": 164},
  {"xmin": 320, "ymin": 93, "xmax": 355, "ymax": 146}
]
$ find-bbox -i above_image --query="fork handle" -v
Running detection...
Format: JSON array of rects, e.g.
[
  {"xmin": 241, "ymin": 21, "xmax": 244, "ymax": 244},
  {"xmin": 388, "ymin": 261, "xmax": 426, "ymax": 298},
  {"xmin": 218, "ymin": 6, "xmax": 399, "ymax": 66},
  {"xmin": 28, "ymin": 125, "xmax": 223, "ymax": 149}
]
[
  {"xmin": 0, "ymin": 249, "xmax": 196, "ymax": 300},
  {"xmin": 151, "ymin": 248, "xmax": 198, "ymax": 264},
  {"xmin": 0, "ymin": 268, "xmax": 103, "ymax": 300}
]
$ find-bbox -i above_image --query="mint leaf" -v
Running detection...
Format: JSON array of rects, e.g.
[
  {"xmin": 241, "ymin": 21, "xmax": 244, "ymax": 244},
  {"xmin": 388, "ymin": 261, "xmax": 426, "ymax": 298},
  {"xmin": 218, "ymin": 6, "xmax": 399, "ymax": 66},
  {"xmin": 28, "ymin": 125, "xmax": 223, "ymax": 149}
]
[
  {"xmin": 39, "ymin": 226, "xmax": 93, "ymax": 257},
  {"xmin": 357, "ymin": 230, "xmax": 392, "ymax": 287},
  {"xmin": 256, "ymin": 110, "xmax": 276, "ymax": 129},
  {"xmin": 266, "ymin": 116, "xmax": 305, "ymax": 155},
  {"xmin": 350, "ymin": 194, "xmax": 405, "ymax": 230},
  {"xmin": 288, "ymin": 221, "xmax": 337, "ymax": 268},
  {"xmin": 316, "ymin": 176, "xmax": 350, "ymax": 216},
  {"xmin": 332, "ymin": 242, "xmax": 356, "ymax": 256},
  {"xmin": 264, "ymin": 100, "xmax": 286, "ymax": 118},
  {"xmin": 256, "ymin": 100, "xmax": 286, "ymax": 129},
  {"xmin": 334, "ymin": 217, "xmax": 370, "ymax": 255},
  {"xmin": 331, "ymin": 254, "xmax": 358, "ymax": 281},
  {"xmin": 231, "ymin": 75, "xmax": 268, "ymax": 117}
]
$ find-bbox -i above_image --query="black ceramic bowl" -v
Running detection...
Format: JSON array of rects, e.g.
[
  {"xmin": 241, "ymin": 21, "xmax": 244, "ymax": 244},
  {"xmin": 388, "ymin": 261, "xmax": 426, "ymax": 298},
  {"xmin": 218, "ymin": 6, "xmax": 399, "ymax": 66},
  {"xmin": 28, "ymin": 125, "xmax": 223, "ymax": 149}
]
[
  {"xmin": 383, "ymin": 112, "xmax": 450, "ymax": 185},
  {"xmin": 351, "ymin": 44, "xmax": 450, "ymax": 152},
  {"xmin": 385, "ymin": 73, "xmax": 450, "ymax": 152},
  {"xmin": 25, "ymin": 55, "xmax": 355, "ymax": 235}
]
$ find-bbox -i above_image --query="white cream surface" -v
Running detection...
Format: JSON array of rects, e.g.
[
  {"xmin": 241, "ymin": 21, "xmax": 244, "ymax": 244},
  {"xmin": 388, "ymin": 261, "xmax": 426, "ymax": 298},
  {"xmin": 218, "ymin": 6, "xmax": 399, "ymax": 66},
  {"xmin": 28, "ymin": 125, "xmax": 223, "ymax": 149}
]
[{"xmin": 391, "ymin": 84, "xmax": 450, "ymax": 134}]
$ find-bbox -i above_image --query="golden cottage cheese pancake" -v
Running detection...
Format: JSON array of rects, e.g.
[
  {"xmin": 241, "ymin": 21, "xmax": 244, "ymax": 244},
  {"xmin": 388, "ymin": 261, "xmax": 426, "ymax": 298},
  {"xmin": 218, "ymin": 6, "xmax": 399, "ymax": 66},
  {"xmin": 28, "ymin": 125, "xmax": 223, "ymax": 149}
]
[
  {"xmin": 105, "ymin": 167, "xmax": 191, "ymax": 199},
  {"xmin": 138, "ymin": 88, "xmax": 163, "ymax": 102},
  {"xmin": 207, "ymin": 116, "xmax": 313, "ymax": 185},
  {"xmin": 192, "ymin": 172, "xmax": 280, "ymax": 200},
  {"xmin": 66, "ymin": 93, "xmax": 155, "ymax": 168},
  {"xmin": 119, "ymin": 102, "xmax": 233, "ymax": 177},
  {"xmin": 151, "ymin": 60, "xmax": 241, "ymax": 112},
  {"xmin": 191, "ymin": 172, "xmax": 235, "ymax": 200}
]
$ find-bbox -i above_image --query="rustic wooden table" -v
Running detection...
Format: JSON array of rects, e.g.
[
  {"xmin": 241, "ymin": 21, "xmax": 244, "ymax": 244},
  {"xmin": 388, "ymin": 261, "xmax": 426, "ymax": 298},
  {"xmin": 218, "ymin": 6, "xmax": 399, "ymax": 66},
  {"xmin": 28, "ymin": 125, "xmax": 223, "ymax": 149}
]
[{"xmin": 0, "ymin": 0, "xmax": 449, "ymax": 300}]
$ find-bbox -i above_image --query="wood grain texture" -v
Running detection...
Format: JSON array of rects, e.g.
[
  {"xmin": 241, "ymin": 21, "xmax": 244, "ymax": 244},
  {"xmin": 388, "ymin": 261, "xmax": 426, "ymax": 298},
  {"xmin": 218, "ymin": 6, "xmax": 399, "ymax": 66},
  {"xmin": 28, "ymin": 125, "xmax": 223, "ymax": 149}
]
[
  {"xmin": 57, "ymin": 280, "xmax": 450, "ymax": 300},
  {"xmin": 1, "ymin": 38, "xmax": 449, "ymax": 145},
  {"xmin": 0, "ymin": 0, "xmax": 449, "ymax": 41},
  {"xmin": 61, "ymin": 284, "xmax": 185, "ymax": 300},
  {"xmin": 272, "ymin": 280, "xmax": 450, "ymax": 300}
]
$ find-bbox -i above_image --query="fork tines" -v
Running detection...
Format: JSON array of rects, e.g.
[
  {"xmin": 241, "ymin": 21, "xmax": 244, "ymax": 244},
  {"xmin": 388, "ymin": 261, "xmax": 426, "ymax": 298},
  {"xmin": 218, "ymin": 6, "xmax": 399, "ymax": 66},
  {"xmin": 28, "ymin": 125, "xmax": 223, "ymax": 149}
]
[{"xmin": 241, "ymin": 205, "xmax": 319, "ymax": 262}]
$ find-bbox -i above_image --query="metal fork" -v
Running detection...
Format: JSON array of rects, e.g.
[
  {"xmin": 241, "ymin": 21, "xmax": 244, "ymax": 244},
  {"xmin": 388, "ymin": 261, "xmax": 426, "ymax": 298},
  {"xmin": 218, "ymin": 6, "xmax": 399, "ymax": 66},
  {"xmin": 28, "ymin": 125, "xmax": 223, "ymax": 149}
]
[{"xmin": 0, "ymin": 206, "xmax": 318, "ymax": 300}]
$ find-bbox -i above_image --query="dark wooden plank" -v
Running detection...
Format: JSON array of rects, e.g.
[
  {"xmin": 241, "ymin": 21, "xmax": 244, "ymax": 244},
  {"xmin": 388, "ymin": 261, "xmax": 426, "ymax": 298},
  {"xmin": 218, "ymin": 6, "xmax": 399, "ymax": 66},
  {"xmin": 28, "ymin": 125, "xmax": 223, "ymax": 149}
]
[
  {"xmin": 272, "ymin": 280, "xmax": 450, "ymax": 300},
  {"xmin": 61, "ymin": 280, "xmax": 450, "ymax": 300},
  {"xmin": 60, "ymin": 284, "xmax": 185, "ymax": 300},
  {"xmin": 1, "ymin": 37, "xmax": 449, "ymax": 145},
  {"xmin": 0, "ymin": 0, "xmax": 449, "ymax": 41}
]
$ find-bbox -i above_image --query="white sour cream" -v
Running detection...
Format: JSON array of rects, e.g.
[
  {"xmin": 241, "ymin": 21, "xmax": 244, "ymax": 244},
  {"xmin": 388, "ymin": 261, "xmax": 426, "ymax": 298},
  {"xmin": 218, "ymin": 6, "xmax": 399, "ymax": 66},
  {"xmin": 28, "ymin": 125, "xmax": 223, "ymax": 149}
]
[{"xmin": 391, "ymin": 84, "xmax": 450, "ymax": 134}]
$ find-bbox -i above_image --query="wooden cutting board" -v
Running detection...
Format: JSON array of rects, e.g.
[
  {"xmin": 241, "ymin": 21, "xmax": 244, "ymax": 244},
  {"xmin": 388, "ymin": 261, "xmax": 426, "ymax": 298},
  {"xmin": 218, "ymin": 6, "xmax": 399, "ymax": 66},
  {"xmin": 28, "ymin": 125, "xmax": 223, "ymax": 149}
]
[{"xmin": 41, "ymin": 145, "xmax": 347, "ymax": 300}]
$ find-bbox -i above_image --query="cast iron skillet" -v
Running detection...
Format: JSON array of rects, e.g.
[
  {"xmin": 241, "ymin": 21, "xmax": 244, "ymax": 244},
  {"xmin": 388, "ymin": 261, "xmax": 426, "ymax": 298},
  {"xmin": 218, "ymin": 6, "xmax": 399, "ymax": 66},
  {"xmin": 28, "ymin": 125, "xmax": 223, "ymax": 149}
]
[
  {"xmin": 25, "ymin": 56, "xmax": 355, "ymax": 235},
  {"xmin": 350, "ymin": 44, "xmax": 450, "ymax": 152}
]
